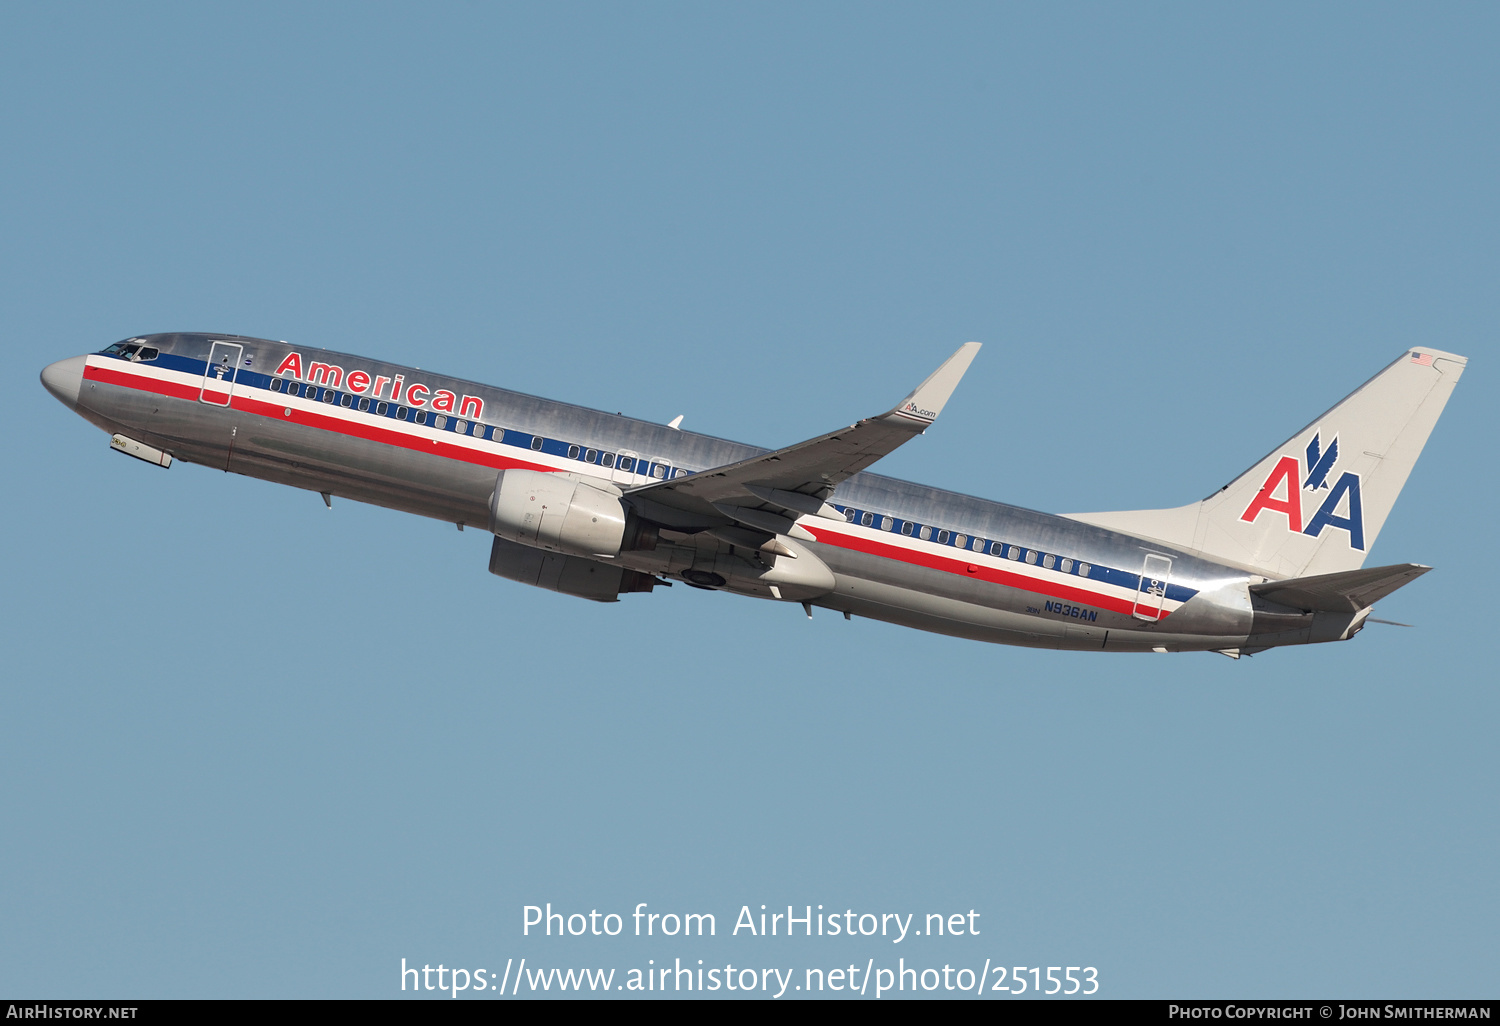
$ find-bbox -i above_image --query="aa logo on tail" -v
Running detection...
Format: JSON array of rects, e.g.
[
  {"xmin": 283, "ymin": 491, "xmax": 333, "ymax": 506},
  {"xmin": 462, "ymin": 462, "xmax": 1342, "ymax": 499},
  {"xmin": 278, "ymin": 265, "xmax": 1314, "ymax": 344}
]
[{"xmin": 1240, "ymin": 431, "xmax": 1365, "ymax": 550}]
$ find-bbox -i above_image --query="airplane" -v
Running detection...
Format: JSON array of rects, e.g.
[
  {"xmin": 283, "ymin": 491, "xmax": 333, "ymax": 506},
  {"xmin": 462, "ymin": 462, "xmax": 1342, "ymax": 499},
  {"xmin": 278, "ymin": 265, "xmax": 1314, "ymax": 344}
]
[{"xmin": 40, "ymin": 335, "xmax": 1465, "ymax": 656}]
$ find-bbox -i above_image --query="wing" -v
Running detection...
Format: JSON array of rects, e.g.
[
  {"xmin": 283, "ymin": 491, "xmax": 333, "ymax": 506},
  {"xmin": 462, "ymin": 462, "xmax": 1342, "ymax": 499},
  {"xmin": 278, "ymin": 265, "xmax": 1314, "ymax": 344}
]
[{"xmin": 624, "ymin": 343, "xmax": 981, "ymax": 534}]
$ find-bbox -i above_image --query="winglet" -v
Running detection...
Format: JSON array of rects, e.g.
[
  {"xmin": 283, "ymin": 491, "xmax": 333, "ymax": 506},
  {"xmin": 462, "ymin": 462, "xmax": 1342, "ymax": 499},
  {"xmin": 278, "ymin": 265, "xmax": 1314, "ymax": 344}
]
[{"xmin": 885, "ymin": 342, "xmax": 981, "ymax": 427}]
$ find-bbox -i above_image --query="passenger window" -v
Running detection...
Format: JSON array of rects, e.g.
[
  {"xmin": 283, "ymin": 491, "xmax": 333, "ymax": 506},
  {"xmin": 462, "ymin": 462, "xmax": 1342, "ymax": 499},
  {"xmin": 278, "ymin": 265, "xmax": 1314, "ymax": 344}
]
[
  {"xmin": 1061, "ymin": 558, "xmax": 1073, "ymax": 573},
  {"xmin": 415, "ymin": 410, "xmax": 427, "ymax": 424},
  {"xmin": 568, "ymin": 444, "xmax": 580, "ymax": 459},
  {"xmin": 652, "ymin": 463, "xmax": 666, "ymax": 479},
  {"xmin": 323, "ymin": 390, "xmax": 335, "ymax": 404},
  {"xmin": 1042, "ymin": 554, "xmax": 1055, "ymax": 569},
  {"xmin": 1078, "ymin": 562, "xmax": 1092, "ymax": 577},
  {"xmin": 901, "ymin": 522, "xmax": 914, "ymax": 536},
  {"xmin": 271, "ymin": 378, "xmax": 283, "ymax": 392},
  {"xmin": 397, "ymin": 406, "xmax": 407, "ymax": 420},
  {"xmin": 1025, "ymin": 550, "xmax": 1037, "ymax": 564},
  {"xmin": 601, "ymin": 453, "xmax": 615, "ymax": 468},
  {"xmin": 973, "ymin": 537, "xmax": 985, "ymax": 551},
  {"xmin": 618, "ymin": 456, "xmax": 634, "ymax": 472},
  {"xmin": 455, "ymin": 420, "xmax": 467, "ymax": 433},
  {"xmin": 954, "ymin": 533, "xmax": 967, "ymax": 548},
  {"xmin": 530, "ymin": 436, "xmax": 543, "ymax": 451},
  {"xmin": 918, "ymin": 525, "xmax": 931, "ymax": 540},
  {"xmin": 437, "ymin": 415, "xmax": 449, "ymax": 429},
  {"xmin": 341, "ymin": 394, "xmax": 352, "ymax": 407},
  {"xmin": 937, "ymin": 530, "xmax": 949, "ymax": 544},
  {"xmin": 377, "ymin": 402, "xmax": 388, "ymax": 416},
  {"xmin": 1008, "ymin": 546, "xmax": 1021, "ymax": 560},
  {"xmin": 877, "ymin": 516, "xmax": 891, "ymax": 531},
  {"xmin": 585, "ymin": 449, "xmax": 597, "ymax": 463},
  {"xmin": 845, "ymin": 508, "xmax": 858, "ymax": 522},
  {"xmin": 358, "ymin": 397, "xmax": 370, "ymax": 411},
  {"xmin": 861, "ymin": 512, "xmax": 874, "ymax": 527}
]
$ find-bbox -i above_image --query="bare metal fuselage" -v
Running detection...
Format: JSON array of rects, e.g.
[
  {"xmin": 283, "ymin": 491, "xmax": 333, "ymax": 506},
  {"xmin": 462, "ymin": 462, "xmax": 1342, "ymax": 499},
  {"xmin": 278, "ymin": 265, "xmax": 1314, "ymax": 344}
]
[{"xmin": 45, "ymin": 333, "xmax": 1371, "ymax": 655}]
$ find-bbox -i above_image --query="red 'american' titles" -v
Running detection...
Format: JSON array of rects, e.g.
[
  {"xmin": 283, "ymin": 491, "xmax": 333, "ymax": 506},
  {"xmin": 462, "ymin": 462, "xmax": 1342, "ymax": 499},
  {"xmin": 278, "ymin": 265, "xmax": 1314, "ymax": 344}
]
[{"xmin": 272, "ymin": 351, "xmax": 484, "ymax": 420}]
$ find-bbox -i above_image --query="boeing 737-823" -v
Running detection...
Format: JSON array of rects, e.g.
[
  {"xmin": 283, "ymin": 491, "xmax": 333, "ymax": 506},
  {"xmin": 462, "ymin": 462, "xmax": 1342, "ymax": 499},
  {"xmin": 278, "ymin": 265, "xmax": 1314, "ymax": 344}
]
[{"xmin": 40, "ymin": 336, "xmax": 1465, "ymax": 656}]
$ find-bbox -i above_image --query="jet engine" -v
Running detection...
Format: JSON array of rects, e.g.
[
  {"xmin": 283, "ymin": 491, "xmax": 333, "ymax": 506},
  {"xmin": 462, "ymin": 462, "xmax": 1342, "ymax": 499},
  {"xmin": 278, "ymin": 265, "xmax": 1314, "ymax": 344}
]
[
  {"xmin": 489, "ymin": 468, "xmax": 631, "ymax": 557},
  {"xmin": 488, "ymin": 535, "xmax": 659, "ymax": 602}
]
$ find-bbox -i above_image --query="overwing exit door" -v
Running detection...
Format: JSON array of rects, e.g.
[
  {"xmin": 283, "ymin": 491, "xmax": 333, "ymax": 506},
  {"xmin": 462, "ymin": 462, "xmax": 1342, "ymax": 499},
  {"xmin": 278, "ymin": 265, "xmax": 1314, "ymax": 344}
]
[
  {"xmin": 612, "ymin": 449, "xmax": 641, "ymax": 486},
  {"xmin": 200, "ymin": 341, "xmax": 242, "ymax": 407}
]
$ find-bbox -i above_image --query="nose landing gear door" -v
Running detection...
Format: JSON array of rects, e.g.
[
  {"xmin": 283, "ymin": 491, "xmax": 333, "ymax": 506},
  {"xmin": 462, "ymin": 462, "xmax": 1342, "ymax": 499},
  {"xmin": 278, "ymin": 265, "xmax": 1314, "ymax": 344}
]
[
  {"xmin": 200, "ymin": 341, "xmax": 242, "ymax": 407},
  {"xmin": 1133, "ymin": 554, "xmax": 1173, "ymax": 622}
]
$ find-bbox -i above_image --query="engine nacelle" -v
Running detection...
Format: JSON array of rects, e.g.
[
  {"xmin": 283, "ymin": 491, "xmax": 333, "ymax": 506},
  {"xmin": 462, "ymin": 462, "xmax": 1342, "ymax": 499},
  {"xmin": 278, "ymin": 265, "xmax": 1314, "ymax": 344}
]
[
  {"xmin": 489, "ymin": 469, "xmax": 628, "ymax": 557},
  {"xmin": 489, "ymin": 536, "xmax": 658, "ymax": 603}
]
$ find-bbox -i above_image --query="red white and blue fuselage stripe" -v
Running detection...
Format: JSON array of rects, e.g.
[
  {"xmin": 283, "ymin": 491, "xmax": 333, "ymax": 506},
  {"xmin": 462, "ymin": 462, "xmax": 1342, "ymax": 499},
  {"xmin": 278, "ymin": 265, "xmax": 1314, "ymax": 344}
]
[{"xmin": 84, "ymin": 349, "xmax": 1196, "ymax": 621}]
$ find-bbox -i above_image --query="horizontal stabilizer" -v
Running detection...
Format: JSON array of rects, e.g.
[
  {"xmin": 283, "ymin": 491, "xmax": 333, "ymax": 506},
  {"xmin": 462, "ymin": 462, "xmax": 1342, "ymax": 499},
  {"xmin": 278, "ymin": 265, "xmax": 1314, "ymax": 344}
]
[{"xmin": 1250, "ymin": 562, "xmax": 1430, "ymax": 613}]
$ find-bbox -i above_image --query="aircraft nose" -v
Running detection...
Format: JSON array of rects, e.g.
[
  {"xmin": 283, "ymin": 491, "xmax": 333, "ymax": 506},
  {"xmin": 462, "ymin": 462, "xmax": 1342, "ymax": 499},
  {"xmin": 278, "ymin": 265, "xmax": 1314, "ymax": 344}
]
[{"xmin": 40, "ymin": 355, "xmax": 85, "ymax": 408}]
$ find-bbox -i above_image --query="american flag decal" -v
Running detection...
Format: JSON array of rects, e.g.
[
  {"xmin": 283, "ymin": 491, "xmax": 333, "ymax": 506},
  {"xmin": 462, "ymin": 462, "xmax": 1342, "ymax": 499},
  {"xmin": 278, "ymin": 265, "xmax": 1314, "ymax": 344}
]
[{"xmin": 1410, "ymin": 351, "xmax": 1433, "ymax": 366}]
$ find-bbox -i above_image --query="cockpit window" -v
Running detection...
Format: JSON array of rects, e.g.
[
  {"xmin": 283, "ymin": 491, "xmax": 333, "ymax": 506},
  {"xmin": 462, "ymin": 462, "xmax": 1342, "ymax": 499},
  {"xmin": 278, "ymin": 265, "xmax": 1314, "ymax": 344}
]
[{"xmin": 102, "ymin": 341, "xmax": 158, "ymax": 362}]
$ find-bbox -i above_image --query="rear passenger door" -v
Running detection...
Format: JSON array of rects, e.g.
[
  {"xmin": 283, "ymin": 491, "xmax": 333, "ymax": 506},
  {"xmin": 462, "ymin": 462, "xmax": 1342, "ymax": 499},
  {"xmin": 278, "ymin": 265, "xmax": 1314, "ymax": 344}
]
[{"xmin": 1132, "ymin": 554, "xmax": 1173, "ymax": 621}]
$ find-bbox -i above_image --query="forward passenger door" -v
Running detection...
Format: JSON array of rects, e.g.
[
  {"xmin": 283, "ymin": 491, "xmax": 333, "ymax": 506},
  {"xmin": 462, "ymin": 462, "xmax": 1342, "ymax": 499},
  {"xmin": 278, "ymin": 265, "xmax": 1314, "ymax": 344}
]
[{"xmin": 199, "ymin": 341, "xmax": 242, "ymax": 407}]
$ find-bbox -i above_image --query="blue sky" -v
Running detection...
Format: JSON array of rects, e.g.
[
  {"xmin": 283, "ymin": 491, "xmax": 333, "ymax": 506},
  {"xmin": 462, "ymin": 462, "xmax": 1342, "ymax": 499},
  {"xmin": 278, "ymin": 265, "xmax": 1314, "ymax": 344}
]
[{"xmin": 2, "ymin": 2, "xmax": 1495, "ymax": 998}]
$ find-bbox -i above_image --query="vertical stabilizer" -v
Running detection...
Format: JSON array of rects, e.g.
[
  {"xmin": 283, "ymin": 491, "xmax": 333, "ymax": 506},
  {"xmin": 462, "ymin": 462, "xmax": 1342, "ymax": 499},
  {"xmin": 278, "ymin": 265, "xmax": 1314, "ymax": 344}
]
[{"xmin": 1065, "ymin": 349, "xmax": 1467, "ymax": 579}]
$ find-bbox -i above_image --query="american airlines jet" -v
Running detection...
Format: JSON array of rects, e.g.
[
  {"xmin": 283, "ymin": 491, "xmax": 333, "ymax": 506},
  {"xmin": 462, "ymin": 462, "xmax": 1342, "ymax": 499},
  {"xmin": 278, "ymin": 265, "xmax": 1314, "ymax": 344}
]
[{"xmin": 41, "ymin": 335, "xmax": 1465, "ymax": 656}]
